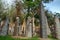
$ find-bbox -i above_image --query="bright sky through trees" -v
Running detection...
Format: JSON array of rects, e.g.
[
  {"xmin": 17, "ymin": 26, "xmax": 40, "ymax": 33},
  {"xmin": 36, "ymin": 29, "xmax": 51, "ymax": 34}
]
[
  {"xmin": 3, "ymin": 0, "xmax": 60, "ymax": 14},
  {"xmin": 3, "ymin": 0, "xmax": 14, "ymax": 6},
  {"xmin": 44, "ymin": 0, "xmax": 60, "ymax": 13}
]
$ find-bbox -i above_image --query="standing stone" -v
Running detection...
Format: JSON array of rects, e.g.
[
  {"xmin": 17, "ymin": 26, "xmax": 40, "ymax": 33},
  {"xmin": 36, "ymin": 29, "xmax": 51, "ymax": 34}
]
[
  {"xmin": 0, "ymin": 18, "xmax": 1, "ymax": 33},
  {"xmin": 55, "ymin": 16, "xmax": 60, "ymax": 39},
  {"xmin": 26, "ymin": 16, "xmax": 32, "ymax": 37},
  {"xmin": 40, "ymin": 2, "xmax": 47, "ymax": 38},
  {"xmin": 0, "ymin": 18, "xmax": 9, "ymax": 36},
  {"xmin": 16, "ymin": 17, "xmax": 19, "ymax": 35},
  {"xmin": 46, "ymin": 17, "xmax": 51, "ymax": 35},
  {"xmin": 16, "ymin": 17, "xmax": 21, "ymax": 36},
  {"xmin": 14, "ymin": 17, "xmax": 20, "ymax": 36},
  {"xmin": 18, "ymin": 20, "xmax": 22, "ymax": 36}
]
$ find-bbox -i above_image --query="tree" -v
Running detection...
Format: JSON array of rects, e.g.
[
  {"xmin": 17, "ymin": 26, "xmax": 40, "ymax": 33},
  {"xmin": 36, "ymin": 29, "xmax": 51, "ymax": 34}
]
[
  {"xmin": 39, "ymin": 0, "xmax": 53, "ymax": 38},
  {"xmin": 13, "ymin": 0, "xmax": 24, "ymax": 36},
  {"xmin": 23, "ymin": 0, "xmax": 41, "ymax": 37}
]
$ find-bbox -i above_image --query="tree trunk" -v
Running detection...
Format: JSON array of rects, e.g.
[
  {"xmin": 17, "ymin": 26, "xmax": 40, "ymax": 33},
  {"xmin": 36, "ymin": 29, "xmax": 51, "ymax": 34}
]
[
  {"xmin": 39, "ymin": 2, "xmax": 47, "ymax": 38},
  {"xmin": 32, "ymin": 17, "xmax": 35, "ymax": 36}
]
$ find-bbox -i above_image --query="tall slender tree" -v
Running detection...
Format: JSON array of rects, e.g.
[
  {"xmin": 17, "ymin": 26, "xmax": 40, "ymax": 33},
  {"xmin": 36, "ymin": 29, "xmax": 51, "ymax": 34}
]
[{"xmin": 39, "ymin": 0, "xmax": 53, "ymax": 38}]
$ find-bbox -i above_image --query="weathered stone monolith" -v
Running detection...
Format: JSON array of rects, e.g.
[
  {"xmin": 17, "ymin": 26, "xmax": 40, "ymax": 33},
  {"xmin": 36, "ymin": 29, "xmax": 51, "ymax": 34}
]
[
  {"xmin": 55, "ymin": 16, "xmax": 60, "ymax": 39},
  {"xmin": 0, "ymin": 18, "xmax": 9, "ymax": 36},
  {"xmin": 46, "ymin": 17, "xmax": 51, "ymax": 35},
  {"xmin": 26, "ymin": 16, "xmax": 32, "ymax": 37},
  {"xmin": 14, "ymin": 17, "xmax": 20, "ymax": 36},
  {"xmin": 0, "ymin": 18, "xmax": 1, "ymax": 34}
]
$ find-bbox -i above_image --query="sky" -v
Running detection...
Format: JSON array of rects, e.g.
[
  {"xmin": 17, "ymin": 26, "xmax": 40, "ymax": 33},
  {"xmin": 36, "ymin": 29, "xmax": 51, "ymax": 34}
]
[
  {"xmin": 44, "ymin": 0, "xmax": 60, "ymax": 13},
  {"xmin": 3, "ymin": 0, "xmax": 60, "ymax": 14},
  {"xmin": 3, "ymin": 0, "xmax": 14, "ymax": 5}
]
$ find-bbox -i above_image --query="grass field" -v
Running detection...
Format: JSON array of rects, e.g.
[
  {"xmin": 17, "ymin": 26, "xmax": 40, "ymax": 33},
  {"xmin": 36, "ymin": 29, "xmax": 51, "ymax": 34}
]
[
  {"xmin": 0, "ymin": 35, "xmax": 59, "ymax": 40},
  {"xmin": 0, "ymin": 36, "xmax": 39, "ymax": 40}
]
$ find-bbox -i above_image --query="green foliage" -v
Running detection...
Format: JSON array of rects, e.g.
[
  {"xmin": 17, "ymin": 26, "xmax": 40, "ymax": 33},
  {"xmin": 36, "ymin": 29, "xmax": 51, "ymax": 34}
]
[
  {"xmin": 1, "ymin": 13, "xmax": 7, "ymax": 20},
  {"xmin": 34, "ymin": 13, "xmax": 40, "ymax": 19},
  {"xmin": 45, "ymin": 10, "xmax": 55, "ymax": 26},
  {"xmin": 0, "ymin": 36, "xmax": 14, "ymax": 40},
  {"xmin": 23, "ymin": 0, "xmax": 41, "ymax": 10},
  {"xmin": 0, "ymin": 0, "xmax": 7, "ymax": 20},
  {"xmin": 55, "ymin": 13, "xmax": 60, "ymax": 18},
  {"xmin": 0, "ymin": 0, "xmax": 3, "ymax": 18},
  {"xmin": 34, "ymin": 13, "xmax": 40, "ymax": 26},
  {"xmin": 34, "ymin": 19, "xmax": 40, "ymax": 26},
  {"xmin": 48, "ymin": 35, "xmax": 58, "ymax": 40},
  {"xmin": 19, "ymin": 14, "xmax": 25, "ymax": 25}
]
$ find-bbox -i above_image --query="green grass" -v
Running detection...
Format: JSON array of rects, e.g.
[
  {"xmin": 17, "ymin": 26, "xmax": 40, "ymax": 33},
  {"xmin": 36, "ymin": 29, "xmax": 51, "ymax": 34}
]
[
  {"xmin": 48, "ymin": 35, "xmax": 58, "ymax": 40},
  {"xmin": 0, "ymin": 35, "xmax": 39, "ymax": 40},
  {"xmin": 0, "ymin": 35, "xmax": 59, "ymax": 40}
]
